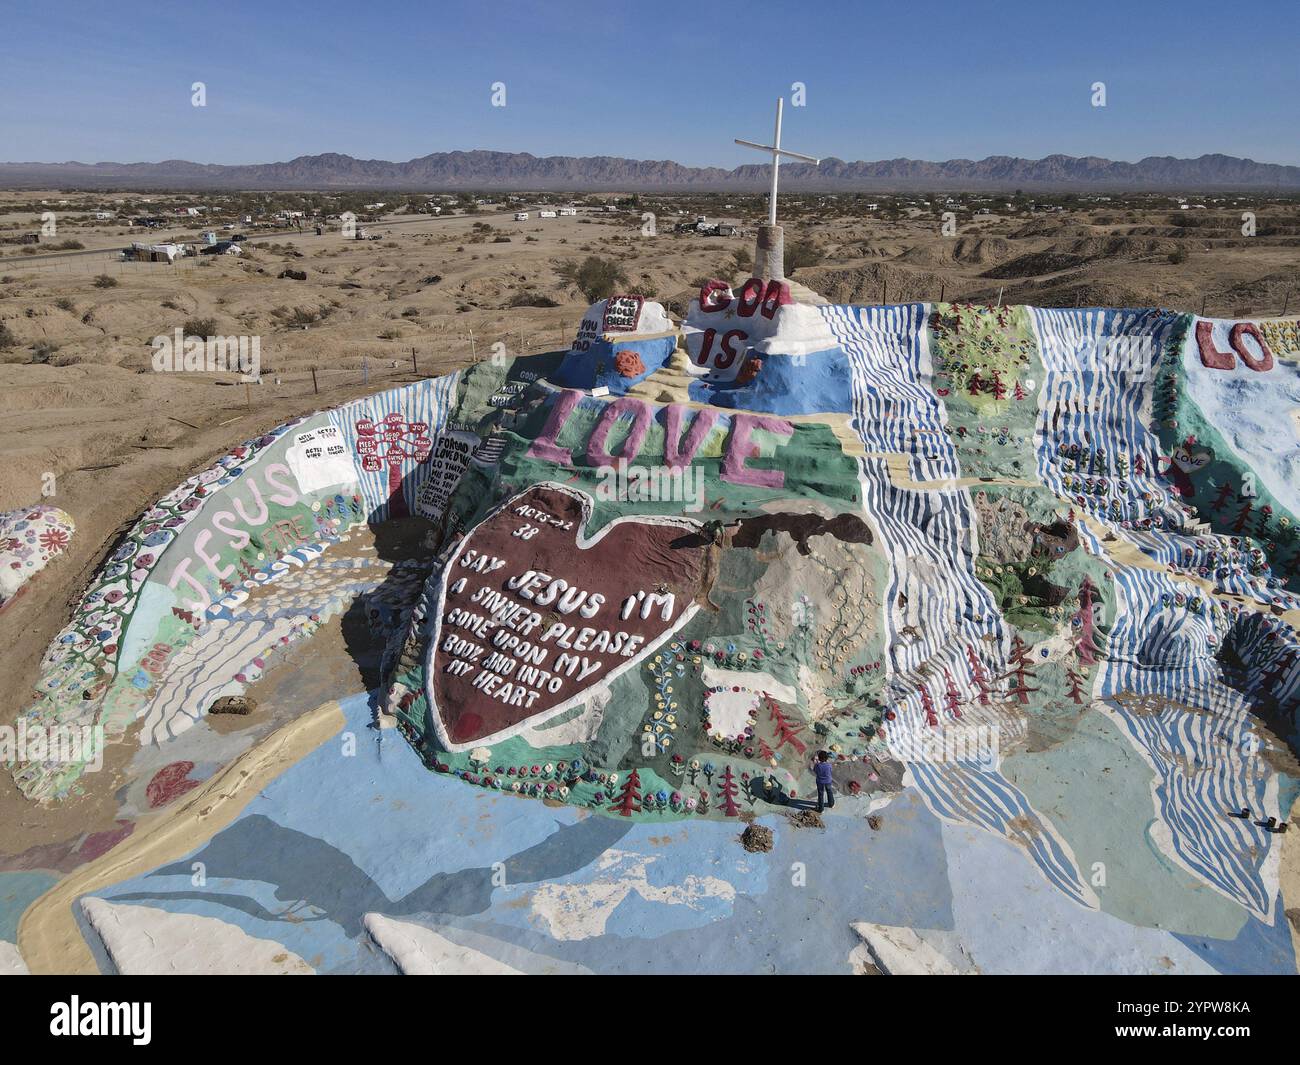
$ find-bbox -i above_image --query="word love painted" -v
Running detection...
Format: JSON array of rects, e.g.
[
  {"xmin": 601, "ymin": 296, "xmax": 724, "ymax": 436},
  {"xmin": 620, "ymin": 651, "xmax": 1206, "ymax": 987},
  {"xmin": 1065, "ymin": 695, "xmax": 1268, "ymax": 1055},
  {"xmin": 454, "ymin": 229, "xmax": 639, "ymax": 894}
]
[
  {"xmin": 1196, "ymin": 320, "xmax": 1274, "ymax": 372},
  {"xmin": 528, "ymin": 390, "xmax": 795, "ymax": 489},
  {"xmin": 428, "ymin": 483, "xmax": 708, "ymax": 749}
]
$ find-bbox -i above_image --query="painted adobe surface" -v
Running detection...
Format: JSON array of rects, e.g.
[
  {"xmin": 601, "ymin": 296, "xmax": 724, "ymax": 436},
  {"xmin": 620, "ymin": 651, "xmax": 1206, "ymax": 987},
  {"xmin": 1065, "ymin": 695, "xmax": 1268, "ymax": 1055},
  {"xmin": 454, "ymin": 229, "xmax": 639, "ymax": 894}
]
[
  {"xmin": 0, "ymin": 504, "xmax": 74, "ymax": 609},
  {"xmin": 6, "ymin": 285, "xmax": 1300, "ymax": 974}
]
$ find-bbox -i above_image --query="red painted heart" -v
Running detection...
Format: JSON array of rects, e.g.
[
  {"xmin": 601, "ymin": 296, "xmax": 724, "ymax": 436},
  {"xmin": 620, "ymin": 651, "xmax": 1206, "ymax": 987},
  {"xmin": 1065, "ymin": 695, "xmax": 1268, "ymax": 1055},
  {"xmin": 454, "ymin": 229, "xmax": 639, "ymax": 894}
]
[{"xmin": 427, "ymin": 483, "xmax": 710, "ymax": 750}]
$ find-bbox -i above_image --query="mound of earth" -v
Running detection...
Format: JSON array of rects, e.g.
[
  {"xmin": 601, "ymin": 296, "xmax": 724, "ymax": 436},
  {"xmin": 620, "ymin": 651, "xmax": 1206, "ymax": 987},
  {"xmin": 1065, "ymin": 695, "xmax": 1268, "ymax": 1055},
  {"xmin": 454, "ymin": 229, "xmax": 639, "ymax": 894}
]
[
  {"xmin": 795, "ymin": 262, "xmax": 953, "ymax": 305},
  {"xmin": 895, "ymin": 236, "xmax": 1013, "ymax": 269},
  {"xmin": 8, "ymin": 272, "xmax": 1300, "ymax": 976},
  {"xmin": 1007, "ymin": 218, "xmax": 1093, "ymax": 240},
  {"xmin": 982, "ymin": 251, "xmax": 1088, "ymax": 279}
]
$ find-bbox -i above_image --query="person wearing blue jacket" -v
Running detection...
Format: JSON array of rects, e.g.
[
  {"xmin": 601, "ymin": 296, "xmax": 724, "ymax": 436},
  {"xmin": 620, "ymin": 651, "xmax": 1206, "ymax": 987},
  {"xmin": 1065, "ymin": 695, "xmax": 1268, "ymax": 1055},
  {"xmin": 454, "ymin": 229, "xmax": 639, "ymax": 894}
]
[{"xmin": 813, "ymin": 751, "xmax": 835, "ymax": 812}]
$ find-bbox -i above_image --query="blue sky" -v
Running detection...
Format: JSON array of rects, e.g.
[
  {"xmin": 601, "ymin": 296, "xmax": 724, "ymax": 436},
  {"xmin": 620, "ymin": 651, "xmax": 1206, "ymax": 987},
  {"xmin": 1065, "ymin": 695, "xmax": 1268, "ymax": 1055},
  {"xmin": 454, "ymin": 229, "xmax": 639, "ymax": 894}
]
[{"xmin": 2, "ymin": 0, "xmax": 1297, "ymax": 166}]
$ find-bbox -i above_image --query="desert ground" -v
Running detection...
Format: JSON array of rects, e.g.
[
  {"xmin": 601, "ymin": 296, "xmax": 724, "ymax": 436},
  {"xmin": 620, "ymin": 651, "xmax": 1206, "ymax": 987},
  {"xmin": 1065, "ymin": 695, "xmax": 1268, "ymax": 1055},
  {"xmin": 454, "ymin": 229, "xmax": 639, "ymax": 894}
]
[{"xmin": 0, "ymin": 186, "xmax": 1297, "ymax": 857}]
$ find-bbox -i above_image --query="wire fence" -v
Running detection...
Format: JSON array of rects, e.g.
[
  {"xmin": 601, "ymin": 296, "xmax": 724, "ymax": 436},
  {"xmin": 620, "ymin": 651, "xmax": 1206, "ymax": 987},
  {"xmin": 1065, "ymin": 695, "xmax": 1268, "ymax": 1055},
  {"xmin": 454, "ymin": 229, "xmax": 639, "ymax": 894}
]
[
  {"xmin": 215, "ymin": 332, "xmax": 573, "ymax": 411},
  {"xmin": 0, "ymin": 250, "xmax": 207, "ymax": 278}
]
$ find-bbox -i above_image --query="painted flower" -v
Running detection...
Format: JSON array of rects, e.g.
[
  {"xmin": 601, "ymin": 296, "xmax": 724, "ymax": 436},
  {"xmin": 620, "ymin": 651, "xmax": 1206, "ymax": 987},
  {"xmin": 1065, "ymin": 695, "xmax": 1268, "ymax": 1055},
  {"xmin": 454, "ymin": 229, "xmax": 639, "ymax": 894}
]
[{"xmin": 39, "ymin": 528, "xmax": 70, "ymax": 553}]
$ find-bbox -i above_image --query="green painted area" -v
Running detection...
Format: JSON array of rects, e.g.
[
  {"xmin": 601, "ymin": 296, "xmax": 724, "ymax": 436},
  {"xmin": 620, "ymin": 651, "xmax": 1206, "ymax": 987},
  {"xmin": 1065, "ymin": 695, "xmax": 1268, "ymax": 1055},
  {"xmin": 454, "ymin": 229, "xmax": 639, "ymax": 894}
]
[
  {"xmin": 1003, "ymin": 705, "xmax": 1248, "ymax": 938},
  {"xmin": 933, "ymin": 304, "xmax": 1043, "ymax": 481}
]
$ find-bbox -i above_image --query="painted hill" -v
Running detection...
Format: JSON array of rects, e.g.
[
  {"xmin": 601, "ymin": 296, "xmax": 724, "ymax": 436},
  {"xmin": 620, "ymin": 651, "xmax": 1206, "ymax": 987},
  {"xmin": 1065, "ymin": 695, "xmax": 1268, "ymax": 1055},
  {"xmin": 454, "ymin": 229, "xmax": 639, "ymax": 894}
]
[
  {"xmin": 7, "ymin": 286, "xmax": 1300, "ymax": 975},
  {"xmin": 2, "ymin": 150, "xmax": 1299, "ymax": 191}
]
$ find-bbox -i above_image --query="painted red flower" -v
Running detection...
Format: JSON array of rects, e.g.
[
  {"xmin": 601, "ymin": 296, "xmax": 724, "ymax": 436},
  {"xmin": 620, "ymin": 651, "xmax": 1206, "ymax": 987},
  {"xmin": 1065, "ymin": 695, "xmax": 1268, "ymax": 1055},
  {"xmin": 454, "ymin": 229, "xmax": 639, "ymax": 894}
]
[{"xmin": 39, "ymin": 528, "xmax": 70, "ymax": 553}]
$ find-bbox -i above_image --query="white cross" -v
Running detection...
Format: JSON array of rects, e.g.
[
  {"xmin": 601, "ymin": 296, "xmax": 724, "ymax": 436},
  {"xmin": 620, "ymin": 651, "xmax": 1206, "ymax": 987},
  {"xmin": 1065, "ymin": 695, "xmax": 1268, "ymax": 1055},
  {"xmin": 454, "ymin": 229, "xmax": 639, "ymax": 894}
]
[{"xmin": 735, "ymin": 98, "xmax": 820, "ymax": 227}]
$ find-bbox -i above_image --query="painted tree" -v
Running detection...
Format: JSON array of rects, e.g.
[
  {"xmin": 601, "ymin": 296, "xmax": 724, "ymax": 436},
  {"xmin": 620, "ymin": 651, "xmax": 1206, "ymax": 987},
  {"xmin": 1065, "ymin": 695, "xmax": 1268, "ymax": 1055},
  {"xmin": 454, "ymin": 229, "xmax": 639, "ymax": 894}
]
[
  {"xmin": 990, "ymin": 369, "xmax": 1008, "ymax": 401},
  {"xmin": 716, "ymin": 765, "xmax": 742, "ymax": 817},
  {"xmin": 768, "ymin": 697, "xmax": 807, "ymax": 754},
  {"xmin": 1259, "ymin": 650, "xmax": 1296, "ymax": 699},
  {"xmin": 1232, "ymin": 500, "xmax": 1254, "ymax": 534},
  {"xmin": 1012, "ymin": 379, "xmax": 1028, "ymax": 401},
  {"xmin": 1075, "ymin": 577, "xmax": 1104, "ymax": 665},
  {"xmin": 608, "ymin": 768, "xmax": 643, "ymax": 817},
  {"xmin": 353, "ymin": 413, "xmax": 433, "ymax": 519},
  {"xmin": 1255, "ymin": 505, "xmax": 1274, "ymax": 540},
  {"xmin": 966, "ymin": 645, "xmax": 992, "ymax": 704},
  {"xmin": 1210, "ymin": 480, "xmax": 1236, "ymax": 512},
  {"xmin": 967, "ymin": 370, "xmax": 985, "ymax": 396},
  {"xmin": 942, "ymin": 668, "xmax": 963, "ymax": 719},
  {"xmin": 1000, "ymin": 635, "xmax": 1039, "ymax": 704},
  {"xmin": 919, "ymin": 683, "xmax": 939, "ymax": 726},
  {"xmin": 1065, "ymin": 665, "xmax": 1088, "ymax": 705}
]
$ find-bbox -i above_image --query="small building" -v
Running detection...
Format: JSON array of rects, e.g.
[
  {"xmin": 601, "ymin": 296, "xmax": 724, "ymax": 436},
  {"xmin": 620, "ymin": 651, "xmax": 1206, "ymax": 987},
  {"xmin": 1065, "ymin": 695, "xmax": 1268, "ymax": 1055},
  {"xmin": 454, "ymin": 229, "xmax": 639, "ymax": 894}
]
[
  {"xmin": 126, "ymin": 241, "xmax": 184, "ymax": 263},
  {"xmin": 558, "ymin": 207, "xmax": 577, "ymax": 216},
  {"xmin": 514, "ymin": 212, "xmax": 529, "ymax": 221},
  {"xmin": 538, "ymin": 210, "xmax": 557, "ymax": 219}
]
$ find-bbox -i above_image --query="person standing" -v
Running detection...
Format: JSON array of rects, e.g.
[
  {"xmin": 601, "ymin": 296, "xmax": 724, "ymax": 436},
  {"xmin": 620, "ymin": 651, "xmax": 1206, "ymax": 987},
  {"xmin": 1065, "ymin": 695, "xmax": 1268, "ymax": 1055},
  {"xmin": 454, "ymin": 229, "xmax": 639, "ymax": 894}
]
[{"xmin": 813, "ymin": 751, "xmax": 835, "ymax": 812}]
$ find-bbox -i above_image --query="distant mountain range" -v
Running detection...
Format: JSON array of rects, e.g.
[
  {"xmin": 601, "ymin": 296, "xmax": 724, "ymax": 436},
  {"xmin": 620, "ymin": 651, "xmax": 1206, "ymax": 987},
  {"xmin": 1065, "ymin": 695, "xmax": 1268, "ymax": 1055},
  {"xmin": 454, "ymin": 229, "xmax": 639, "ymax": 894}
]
[{"xmin": 2, "ymin": 150, "xmax": 1298, "ymax": 192}]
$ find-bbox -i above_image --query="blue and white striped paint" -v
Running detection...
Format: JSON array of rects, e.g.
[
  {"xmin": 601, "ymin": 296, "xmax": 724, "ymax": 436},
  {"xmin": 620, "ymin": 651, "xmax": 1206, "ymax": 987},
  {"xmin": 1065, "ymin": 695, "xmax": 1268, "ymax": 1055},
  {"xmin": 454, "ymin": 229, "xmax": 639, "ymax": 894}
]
[
  {"xmin": 823, "ymin": 303, "xmax": 958, "ymax": 483},
  {"xmin": 327, "ymin": 374, "xmax": 461, "ymax": 522}
]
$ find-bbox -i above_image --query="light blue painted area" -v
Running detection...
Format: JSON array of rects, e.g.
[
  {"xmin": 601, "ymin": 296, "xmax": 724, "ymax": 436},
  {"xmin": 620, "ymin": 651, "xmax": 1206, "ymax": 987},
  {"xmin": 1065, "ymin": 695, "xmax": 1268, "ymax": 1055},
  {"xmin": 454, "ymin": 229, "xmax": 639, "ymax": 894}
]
[
  {"xmin": 938, "ymin": 823, "xmax": 1223, "ymax": 974},
  {"xmin": 116, "ymin": 579, "xmax": 177, "ymax": 677},
  {"xmin": 241, "ymin": 704, "xmax": 594, "ymax": 903},
  {"xmin": 1173, "ymin": 903, "xmax": 1299, "ymax": 976},
  {"xmin": 96, "ymin": 870, "xmax": 395, "ymax": 974},
  {"xmin": 1181, "ymin": 321, "xmax": 1300, "ymax": 519},
  {"xmin": 0, "ymin": 870, "xmax": 59, "ymax": 942},
  {"xmin": 692, "ymin": 347, "xmax": 854, "ymax": 415},
  {"xmin": 551, "ymin": 336, "xmax": 676, "ymax": 396}
]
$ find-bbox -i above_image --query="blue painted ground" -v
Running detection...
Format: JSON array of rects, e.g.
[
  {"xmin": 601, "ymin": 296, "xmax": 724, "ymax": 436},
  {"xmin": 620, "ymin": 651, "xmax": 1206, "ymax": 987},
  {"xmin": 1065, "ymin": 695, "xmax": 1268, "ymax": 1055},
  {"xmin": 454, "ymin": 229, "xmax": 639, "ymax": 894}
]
[{"xmin": 77, "ymin": 692, "xmax": 1294, "ymax": 974}]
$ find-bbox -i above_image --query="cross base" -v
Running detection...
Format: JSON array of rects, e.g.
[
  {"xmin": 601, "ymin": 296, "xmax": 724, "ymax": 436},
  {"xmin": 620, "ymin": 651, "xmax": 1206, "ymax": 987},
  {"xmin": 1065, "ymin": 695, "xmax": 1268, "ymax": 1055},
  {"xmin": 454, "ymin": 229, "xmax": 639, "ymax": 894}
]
[{"xmin": 753, "ymin": 223, "xmax": 785, "ymax": 281}]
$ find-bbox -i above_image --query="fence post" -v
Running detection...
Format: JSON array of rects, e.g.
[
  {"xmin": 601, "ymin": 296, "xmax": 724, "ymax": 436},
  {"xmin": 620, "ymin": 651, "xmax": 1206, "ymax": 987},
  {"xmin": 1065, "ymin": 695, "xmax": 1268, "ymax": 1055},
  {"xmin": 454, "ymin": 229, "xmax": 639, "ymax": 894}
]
[
  {"xmin": 412, "ymin": 347, "xmax": 418, "ymax": 375},
  {"xmin": 311, "ymin": 368, "xmax": 318, "ymax": 394},
  {"xmin": 363, "ymin": 356, "xmax": 369, "ymax": 385},
  {"xmin": 1200, "ymin": 295, "xmax": 1208, "ymax": 317},
  {"xmin": 1283, "ymin": 291, "xmax": 1291, "ymax": 316}
]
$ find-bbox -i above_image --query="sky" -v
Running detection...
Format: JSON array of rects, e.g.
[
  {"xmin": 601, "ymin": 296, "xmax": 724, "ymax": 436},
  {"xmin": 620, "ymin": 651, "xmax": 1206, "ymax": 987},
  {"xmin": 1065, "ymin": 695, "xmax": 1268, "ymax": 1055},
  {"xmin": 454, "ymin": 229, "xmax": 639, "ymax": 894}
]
[{"xmin": 2, "ymin": 0, "xmax": 1298, "ymax": 167}]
